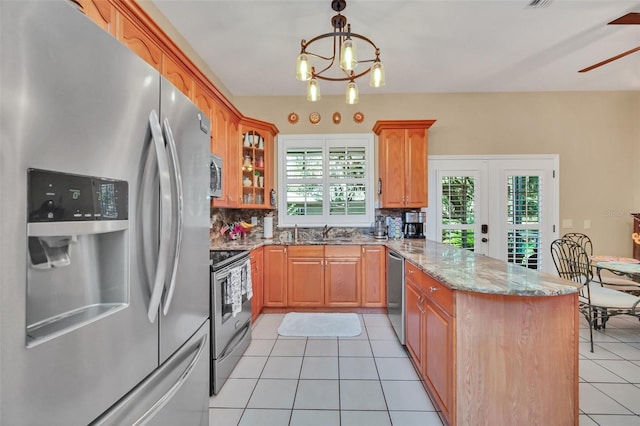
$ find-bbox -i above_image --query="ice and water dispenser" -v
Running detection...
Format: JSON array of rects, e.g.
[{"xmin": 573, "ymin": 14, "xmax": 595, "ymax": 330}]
[{"xmin": 26, "ymin": 169, "xmax": 128, "ymax": 347}]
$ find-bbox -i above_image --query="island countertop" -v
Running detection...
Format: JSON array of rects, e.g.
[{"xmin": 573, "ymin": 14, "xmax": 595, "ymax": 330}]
[
  {"xmin": 211, "ymin": 236, "xmax": 579, "ymax": 297},
  {"xmin": 384, "ymin": 238, "xmax": 579, "ymax": 297}
]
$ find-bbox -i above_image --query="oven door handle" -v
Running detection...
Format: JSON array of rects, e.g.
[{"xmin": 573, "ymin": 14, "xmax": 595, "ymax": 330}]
[
  {"xmin": 161, "ymin": 116, "xmax": 183, "ymax": 316},
  {"xmin": 218, "ymin": 322, "xmax": 251, "ymax": 362},
  {"xmin": 147, "ymin": 110, "xmax": 172, "ymax": 323}
]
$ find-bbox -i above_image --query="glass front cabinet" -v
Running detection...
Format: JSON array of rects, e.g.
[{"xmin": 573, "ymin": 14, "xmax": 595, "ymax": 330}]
[{"xmin": 239, "ymin": 119, "xmax": 278, "ymax": 209}]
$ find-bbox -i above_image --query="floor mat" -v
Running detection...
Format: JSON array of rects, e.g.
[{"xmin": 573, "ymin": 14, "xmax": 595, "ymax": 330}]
[{"xmin": 277, "ymin": 312, "xmax": 362, "ymax": 337}]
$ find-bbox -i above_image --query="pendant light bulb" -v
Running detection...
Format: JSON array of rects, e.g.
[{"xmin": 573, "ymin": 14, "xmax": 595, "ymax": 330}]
[
  {"xmin": 345, "ymin": 81, "xmax": 358, "ymax": 105},
  {"xmin": 369, "ymin": 61, "xmax": 385, "ymax": 88},
  {"xmin": 340, "ymin": 38, "xmax": 358, "ymax": 71},
  {"xmin": 296, "ymin": 53, "xmax": 311, "ymax": 81},
  {"xmin": 307, "ymin": 78, "xmax": 321, "ymax": 102}
]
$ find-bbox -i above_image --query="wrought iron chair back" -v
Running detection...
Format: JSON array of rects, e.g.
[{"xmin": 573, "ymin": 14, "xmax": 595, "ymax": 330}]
[
  {"xmin": 551, "ymin": 237, "xmax": 592, "ymax": 285},
  {"xmin": 562, "ymin": 232, "xmax": 594, "ymax": 256},
  {"xmin": 551, "ymin": 237, "xmax": 640, "ymax": 352}
]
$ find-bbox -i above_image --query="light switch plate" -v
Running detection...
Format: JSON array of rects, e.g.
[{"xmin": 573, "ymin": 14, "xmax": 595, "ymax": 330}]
[{"xmin": 562, "ymin": 219, "xmax": 573, "ymax": 228}]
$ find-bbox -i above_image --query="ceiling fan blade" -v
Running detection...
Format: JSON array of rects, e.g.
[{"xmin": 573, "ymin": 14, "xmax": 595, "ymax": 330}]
[
  {"xmin": 578, "ymin": 46, "xmax": 640, "ymax": 73},
  {"xmin": 608, "ymin": 12, "xmax": 640, "ymax": 25}
]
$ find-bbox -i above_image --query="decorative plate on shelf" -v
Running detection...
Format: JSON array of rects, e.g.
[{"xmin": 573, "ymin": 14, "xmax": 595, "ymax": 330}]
[
  {"xmin": 287, "ymin": 112, "xmax": 299, "ymax": 125},
  {"xmin": 309, "ymin": 112, "xmax": 321, "ymax": 125},
  {"xmin": 353, "ymin": 112, "xmax": 365, "ymax": 124}
]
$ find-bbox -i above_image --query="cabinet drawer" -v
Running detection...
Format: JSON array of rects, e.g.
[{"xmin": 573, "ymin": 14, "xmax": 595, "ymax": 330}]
[
  {"xmin": 288, "ymin": 245, "xmax": 324, "ymax": 257},
  {"xmin": 423, "ymin": 273, "xmax": 453, "ymax": 315},
  {"xmin": 325, "ymin": 245, "xmax": 360, "ymax": 258},
  {"xmin": 405, "ymin": 261, "xmax": 425, "ymax": 287}
]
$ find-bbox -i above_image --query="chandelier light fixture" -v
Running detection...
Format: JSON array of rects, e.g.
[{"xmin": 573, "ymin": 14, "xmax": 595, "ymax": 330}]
[{"xmin": 295, "ymin": 0, "xmax": 385, "ymax": 104}]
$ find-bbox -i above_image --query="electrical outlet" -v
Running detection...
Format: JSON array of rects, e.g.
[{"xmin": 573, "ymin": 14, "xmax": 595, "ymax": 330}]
[{"xmin": 584, "ymin": 219, "xmax": 591, "ymax": 229}]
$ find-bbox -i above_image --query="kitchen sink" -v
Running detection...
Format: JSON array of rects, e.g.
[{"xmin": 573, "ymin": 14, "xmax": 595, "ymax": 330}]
[{"xmin": 305, "ymin": 237, "xmax": 355, "ymax": 244}]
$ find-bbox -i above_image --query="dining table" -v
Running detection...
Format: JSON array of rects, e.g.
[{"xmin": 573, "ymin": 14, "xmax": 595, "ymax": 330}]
[{"xmin": 594, "ymin": 257, "xmax": 640, "ymax": 295}]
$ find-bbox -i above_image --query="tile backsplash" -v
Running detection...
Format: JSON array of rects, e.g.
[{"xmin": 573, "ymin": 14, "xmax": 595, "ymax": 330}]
[{"xmin": 210, "ymin": 208, "xmax": 385, "ymax": 244}]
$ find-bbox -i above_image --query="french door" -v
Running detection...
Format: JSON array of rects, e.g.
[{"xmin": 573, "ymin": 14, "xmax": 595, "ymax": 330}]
[{"xmin": 425, "ymin": 155, "xmax": 559, "ymax": 273}]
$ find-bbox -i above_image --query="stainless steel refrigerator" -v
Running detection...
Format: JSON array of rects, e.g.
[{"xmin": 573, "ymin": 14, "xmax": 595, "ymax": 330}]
[{"xmin": 0, "ymin": 1, "xmax": 210, "ymax": 424}]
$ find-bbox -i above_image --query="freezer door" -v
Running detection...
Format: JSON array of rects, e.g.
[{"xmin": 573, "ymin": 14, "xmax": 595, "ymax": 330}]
[
  {"xmin": 158, "ymin": 78, "xmax": 211, "ymax": 363},
  {"xmin": 1, "ymin": 2, "xmax": 159, "ymax": 424},
  {"xmin": 91, "ymin": 320, "xmax": 210, "ymax": 426}
]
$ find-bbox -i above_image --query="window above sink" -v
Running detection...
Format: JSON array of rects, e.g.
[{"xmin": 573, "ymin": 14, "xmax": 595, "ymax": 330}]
[{"xmin": 278, "ymin": 133, "xmax": 375, "ymax": 228}]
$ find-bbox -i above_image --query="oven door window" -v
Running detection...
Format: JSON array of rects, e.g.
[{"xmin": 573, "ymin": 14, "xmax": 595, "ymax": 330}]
[{"xmin": 218, "ymin": 264, "xmax": 249, "ymax": 322}]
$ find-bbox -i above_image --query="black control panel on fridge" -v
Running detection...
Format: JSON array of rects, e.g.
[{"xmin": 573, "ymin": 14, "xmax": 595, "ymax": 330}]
[{"xmin": 27, "ymin": 169, "xmax": 128, "ymax": 222}]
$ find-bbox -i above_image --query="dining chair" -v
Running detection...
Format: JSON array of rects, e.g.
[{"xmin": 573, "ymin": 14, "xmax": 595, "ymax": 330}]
[
  {"xmin": 562, "ymin": 232, "xmax": 640, "ymax": 293},
  {"xmin": 550, "ymin": 238, "xmax": 640, "ymax": 352}
]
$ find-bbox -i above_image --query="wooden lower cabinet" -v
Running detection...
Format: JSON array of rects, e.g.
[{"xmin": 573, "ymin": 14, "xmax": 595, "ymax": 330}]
[
  {"xmin": 263, "ymin": 245, "xmax": 382, "ymax": 309},
  {"xmin": 263, "ymin": 246, "xmax": 287, "ymax": 307},
  {"xmin": 404, "ymin": 260, "xmax": 579, "ymax": 426},
  {"xmin": 404, "ymin": 275, "xmax": 424, "ymax": 372},
  {"xmin": 325, "ymin": 246, "xmax": 361, "ymax": 307},
  {"xmin": 287, "ymin": 246, "xmax": 325, "ymax": 307},
  {"xmin": 423, "ymin": 296, "xmax": 453, "ymax": 422},
  {"xmin": 250, "ymin": 247, "xmax": 263, "ymax": 323},
  {"xmin": 361, "ymin": 245, "xmax": 386, "ymax": 307}
]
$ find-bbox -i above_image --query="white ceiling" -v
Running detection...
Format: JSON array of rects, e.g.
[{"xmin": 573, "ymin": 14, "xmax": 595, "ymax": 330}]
[{"xmin": 151, "ymin": 0, "xmax": 640, "ymax": 97}]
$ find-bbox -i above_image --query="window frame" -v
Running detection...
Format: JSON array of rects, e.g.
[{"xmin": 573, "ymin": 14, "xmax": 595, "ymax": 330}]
[{"xmin": 278, "ymin": 133, "xmax": 375, "ymax": 228}]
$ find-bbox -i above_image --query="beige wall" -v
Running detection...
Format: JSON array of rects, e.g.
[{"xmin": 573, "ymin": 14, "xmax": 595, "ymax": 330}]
[
  {"xmin": 235, "ymin": 91, "xmax": 640, "ymax": 257},
  {"xmin": 138, "ymin": 0, "xmax": 640, "ymax": 258}
]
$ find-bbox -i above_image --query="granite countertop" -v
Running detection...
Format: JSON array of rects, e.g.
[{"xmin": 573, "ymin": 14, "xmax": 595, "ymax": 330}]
[
  {"xmin": 211, "ymin": 235, "xmax": 579, "ymax": 297},
  {"xmin": 385, "ymin": 239, "xmax": 580, "ymax": 297}
]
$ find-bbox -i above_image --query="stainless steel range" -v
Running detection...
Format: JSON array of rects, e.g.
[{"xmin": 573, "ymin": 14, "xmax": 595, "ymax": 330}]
[{"xmin": 209, "ymin": 249, "xmax": 252, "ymax": 395}]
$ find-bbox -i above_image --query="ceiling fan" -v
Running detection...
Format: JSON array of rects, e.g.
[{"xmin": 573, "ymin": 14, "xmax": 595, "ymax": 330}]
[{"xmin": 578, "ymin": 12, "xmax": 640, "ymax": 73}]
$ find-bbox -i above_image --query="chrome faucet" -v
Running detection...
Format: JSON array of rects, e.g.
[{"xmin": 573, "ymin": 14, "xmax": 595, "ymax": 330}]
[{"xmin": 322, "ymin": 225, "xmax": 333, "ymax": 239}]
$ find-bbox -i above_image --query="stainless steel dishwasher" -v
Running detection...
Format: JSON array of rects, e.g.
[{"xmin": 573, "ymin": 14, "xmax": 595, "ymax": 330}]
[{"xmin": 386, "ymin": 250, "xmax": 405, "ymax": 344}]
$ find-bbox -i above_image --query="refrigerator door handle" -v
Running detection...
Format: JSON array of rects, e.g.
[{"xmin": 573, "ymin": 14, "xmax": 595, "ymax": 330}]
[
  {"xmin": 133, "ymin": 333, "xmax": 207, "ymax": 426},
  {"xmin": 161, "ymin": 117, "xmax": 183, "ymax": 316},
  {"xmin": 147, "ymin": 110, "xmax": 173, "ymax": 323},
  {"xmin": 90, "ymin": 329, "xmax": 208, "ymax": 426}
]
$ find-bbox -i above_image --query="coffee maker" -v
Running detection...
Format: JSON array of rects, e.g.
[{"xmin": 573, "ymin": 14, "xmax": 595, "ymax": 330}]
[{"xmin": 403, "ymin": 211, "xmax": 426, "ymax": 238}]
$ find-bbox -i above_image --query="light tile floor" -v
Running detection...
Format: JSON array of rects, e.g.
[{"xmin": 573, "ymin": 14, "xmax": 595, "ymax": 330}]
[
  {"xmin": 210, "ymin": 313, "xmax": 441, "ymax": 426},
  {"xmin": 578, "ymin": 315, "xmax": 640, "ymax": 426},
  {"xmin": 210, "ymin": 313, "xmax": 640, "ymax": 426}
]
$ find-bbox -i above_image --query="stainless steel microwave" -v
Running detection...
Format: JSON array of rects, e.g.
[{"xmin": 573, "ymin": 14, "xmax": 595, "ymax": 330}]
[{"xmin": 210, "ymin": 153, "xmax": 222, "ymax": 198}]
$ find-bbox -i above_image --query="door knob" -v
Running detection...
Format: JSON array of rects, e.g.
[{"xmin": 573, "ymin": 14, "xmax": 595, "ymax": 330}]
[{"xmin": 482, "ymin": 238, "xmax": 488, "ymax": 243}]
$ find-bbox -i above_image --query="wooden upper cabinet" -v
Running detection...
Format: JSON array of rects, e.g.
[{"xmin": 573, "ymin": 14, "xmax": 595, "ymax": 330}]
[
  {"xmin": 373, "ymin": 120, "xmax": 435, "ymax": 208},
  {"xmin": 212, "ymin": 106, "xmax": 242, "ymax": 208},
  {"xmin": 227, "ymin": 118, "xmax": 241, "ymax": 206},
  {"xmin": 76, "ymin": 0, "xmax": 116, "ymax": 35},
  {"xmin": 117, "ymin": 12, "xmax": 162, "ymax": 70},
  {"xmin": 194, "ymin": 84, "xmax": 215, "ymax": 121},
  {"xmin": 77, "ymin": 0, "xmax": 278, "ymax": 209},
  {"xmin": 162, "ymin": 55, "xmax": 193, "ymax": 98},
  {"xmin": 405, "ymin": 128, "xmax": 429, "ymax": 208},
  {"xmin": 238, "ymin": 119, "xmax": 278, "ymax": 209},
  {"xmin": 211, "ymin": 104, "xmax": 227, "ymax": 160}
]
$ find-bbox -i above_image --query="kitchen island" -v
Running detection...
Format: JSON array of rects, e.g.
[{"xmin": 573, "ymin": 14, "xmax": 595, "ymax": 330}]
[
  {"xmin": 212, "ymin": 236, "xmax": 580, "ymax": 425},
  {"xmin": 386, "ymin": 239, "xmax": 579, "ymax": 426}
]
